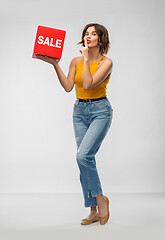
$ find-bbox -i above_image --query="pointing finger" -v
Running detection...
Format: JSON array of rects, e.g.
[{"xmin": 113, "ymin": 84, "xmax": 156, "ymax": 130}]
[{"xmin": 84, "ymin": 38, "xmax": 88, "ymax": 48}]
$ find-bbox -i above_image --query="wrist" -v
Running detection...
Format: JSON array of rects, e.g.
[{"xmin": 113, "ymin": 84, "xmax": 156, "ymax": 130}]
[
  {"xmin": 84, "ymin": 58, "xmax": 89, "ymax": 62},
  {"xmin": 52, "ymin": 61, "xmax": 58, "ymax": 67}
]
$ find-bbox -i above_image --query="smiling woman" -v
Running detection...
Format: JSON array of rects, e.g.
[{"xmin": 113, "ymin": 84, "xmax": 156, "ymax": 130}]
[{"xmin": 36, "ymin": 23, "xmax": 113, "ymax": 226}]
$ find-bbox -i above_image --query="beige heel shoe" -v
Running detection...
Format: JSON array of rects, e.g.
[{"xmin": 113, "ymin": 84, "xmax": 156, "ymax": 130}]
[
  {"xmin": 98, "ymin": 196, "xmax": 110, "ymax": 225},
  {"xmin": 81, "ymin": 213, "xmax": 99, "ymax": 225}
]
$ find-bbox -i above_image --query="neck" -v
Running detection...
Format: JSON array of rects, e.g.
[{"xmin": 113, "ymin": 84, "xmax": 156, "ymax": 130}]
[{"xmin": 87, "ymin": 47, "xmax": 102, "ymax": 62}]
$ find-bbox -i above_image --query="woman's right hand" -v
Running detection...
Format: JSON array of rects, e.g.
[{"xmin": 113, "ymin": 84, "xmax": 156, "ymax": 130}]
[{"xmin": 36, "ymin": 54, "xmax": 59, "ymax": 65}]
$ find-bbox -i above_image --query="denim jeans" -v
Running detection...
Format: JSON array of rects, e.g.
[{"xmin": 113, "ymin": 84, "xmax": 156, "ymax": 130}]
[{"xmin": 72, "ymin": 97, "xmax": 113, "ymax": 207}]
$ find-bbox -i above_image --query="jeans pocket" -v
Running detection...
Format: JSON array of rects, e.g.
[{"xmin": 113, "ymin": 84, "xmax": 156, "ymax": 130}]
[
  {"xmin": 105, "ymin": 99, "xmax": 113, "ymax": 110},
  {"xmin": 91, "ymin": 99, "xmax": 109, "ymax": 109},
  {"xmin": 74, "ymin": 100, "xmax": 79, "ymax": 108}
]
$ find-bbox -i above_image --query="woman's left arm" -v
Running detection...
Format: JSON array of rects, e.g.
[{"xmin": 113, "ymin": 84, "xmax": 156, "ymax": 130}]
[
  {"xmin": 80, "ymin": 38, "xmax": 113, "ymax": 90},
  {"xmin": 83, "ymin": 58, "xmax": 113, "ymax": 90}
]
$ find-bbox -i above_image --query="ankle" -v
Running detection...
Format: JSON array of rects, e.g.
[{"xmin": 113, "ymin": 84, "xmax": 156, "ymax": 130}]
[
  {"xmin": 90, "ymin": 206, "xmax": 97, "ymax": 211},
  {"xmin": 96, "ymin": 194, "xmax": 105, "ymax": 203}
]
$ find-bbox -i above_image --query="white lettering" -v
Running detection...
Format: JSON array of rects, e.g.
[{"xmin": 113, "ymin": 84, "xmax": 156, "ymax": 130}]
[
  {"xmin": 43, "ymin": 37, "xmax": 49, "ymax": 46},
  {"xmin": 37, "ymin": 36, "xmax": 62, "ymax": 48},
  {"xmin": 50, "ymin": 38, "xmax": 55, "ymax": 47},
  {"xmin": 56, "ymin": 39, "xmax": 62, "ymax": 48},
  {"xmin": 37, "ymin": 35, "xmax": 44, "ymax": 44}
]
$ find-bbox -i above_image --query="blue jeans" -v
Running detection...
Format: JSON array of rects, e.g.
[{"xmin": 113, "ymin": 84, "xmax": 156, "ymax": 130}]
[{"xmin": 72, "ymin": 97, "xmax": 113, "ymax": 207}]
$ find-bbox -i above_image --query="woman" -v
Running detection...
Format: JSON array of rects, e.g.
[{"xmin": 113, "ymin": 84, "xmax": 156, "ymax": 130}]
[{"xmin": 36, "ymin": 23, "xmax": 113, "ymax": 225}]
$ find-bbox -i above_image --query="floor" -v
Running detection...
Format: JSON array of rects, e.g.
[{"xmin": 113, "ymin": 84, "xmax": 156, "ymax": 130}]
[{"xmin": 0, "ymin": 192, "xmax": 164, "ymax": 240}]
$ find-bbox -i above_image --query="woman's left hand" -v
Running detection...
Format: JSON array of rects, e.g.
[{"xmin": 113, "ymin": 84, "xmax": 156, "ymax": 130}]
[{"xmin": 80, "ymin": 38, "xmax": 89, "ymax": 61}]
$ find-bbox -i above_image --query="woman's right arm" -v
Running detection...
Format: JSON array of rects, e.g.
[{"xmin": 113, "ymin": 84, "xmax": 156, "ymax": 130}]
[
  {"xmin": 36, "ymin": 54, "xmax": 76, "ymax": 92},
  {"xmin": 52, "ymin": 58, "xmax": 76, "ymax": 92}
]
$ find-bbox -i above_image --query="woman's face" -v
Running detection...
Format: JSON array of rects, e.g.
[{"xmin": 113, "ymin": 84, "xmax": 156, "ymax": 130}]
[{"xmin": 83, "ymin": 26, "xmax": 99, "ymax": 48}]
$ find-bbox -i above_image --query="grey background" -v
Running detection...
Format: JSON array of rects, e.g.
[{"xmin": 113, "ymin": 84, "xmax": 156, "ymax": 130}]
[{"xmin": 0, "ymin": 0, "xmax": 164, "ymax": 194}]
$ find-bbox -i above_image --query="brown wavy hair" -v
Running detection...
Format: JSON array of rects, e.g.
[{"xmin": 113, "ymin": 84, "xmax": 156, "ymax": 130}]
[{"xmin": 77, "ymin": 23, "xmax": 110, "ymax": 55}]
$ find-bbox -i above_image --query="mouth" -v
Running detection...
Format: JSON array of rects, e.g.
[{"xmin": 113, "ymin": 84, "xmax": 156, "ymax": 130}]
[{"xmin": 87, "ymin": 40, "xmax": 91, "ymax": 43}]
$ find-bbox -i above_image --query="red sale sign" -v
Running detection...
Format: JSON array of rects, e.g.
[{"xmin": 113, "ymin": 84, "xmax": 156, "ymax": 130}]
[{"xmin": 32, "ymin": 25, "xmax": 66, "ymax": 63}]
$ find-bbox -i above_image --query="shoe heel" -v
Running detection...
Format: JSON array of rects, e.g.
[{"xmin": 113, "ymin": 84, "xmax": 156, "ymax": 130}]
[{"xmin": 99, "ymin": 196, "xmax": 110, "ymax": 225}]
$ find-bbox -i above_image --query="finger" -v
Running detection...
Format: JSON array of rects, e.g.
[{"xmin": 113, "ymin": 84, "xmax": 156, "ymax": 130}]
[
  {"xmin": 36, "ymin": 55, "xmax": 46, "ymax": 61},
  {"xmin": 84, "ymin": 38, "xmax": 88, "ymax": 48},
  {"xmin": 80, "ymin": 46, "xmax": 83, "ymax": 54},
  {"xmin": 38, "ymin": 56, "xmax": 45, "ymax": 60},
  {"xmin": 36, "ymin": 54, "xmax": 42, "ymax": 59},
  {"xmin": 36, "ymin": 54, "xmax": 43, "ymax": 58}
]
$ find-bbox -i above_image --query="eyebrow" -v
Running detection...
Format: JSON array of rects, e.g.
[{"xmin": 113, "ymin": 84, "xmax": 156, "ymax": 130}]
[{"xmin": 85, "ymin": 31, "xmax": 96, "ymax": 33}]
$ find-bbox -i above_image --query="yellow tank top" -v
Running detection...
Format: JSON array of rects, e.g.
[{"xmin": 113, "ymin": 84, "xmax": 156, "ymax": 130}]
[{"xmin": 74, "ymin": 56, "xmax": 110, "ymax": 99}]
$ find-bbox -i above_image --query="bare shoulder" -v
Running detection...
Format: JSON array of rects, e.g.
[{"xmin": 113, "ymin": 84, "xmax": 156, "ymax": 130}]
[
  {"xmin": 70, "ymin": 56, "xmax": 83, "ymax": 68},
  {"xmin": 101, "ymin": 56, "xmax": 113, "ymax": 65}
]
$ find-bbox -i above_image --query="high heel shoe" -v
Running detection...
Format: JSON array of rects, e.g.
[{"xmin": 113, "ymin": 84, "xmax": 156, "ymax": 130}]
[
  {"xmin": 98, "ymin": 195, "xmax": 110, "ymax": 225},
  {"xmin": 81, "ymin": 212, "xmax": 99, "ymax": 225}
]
